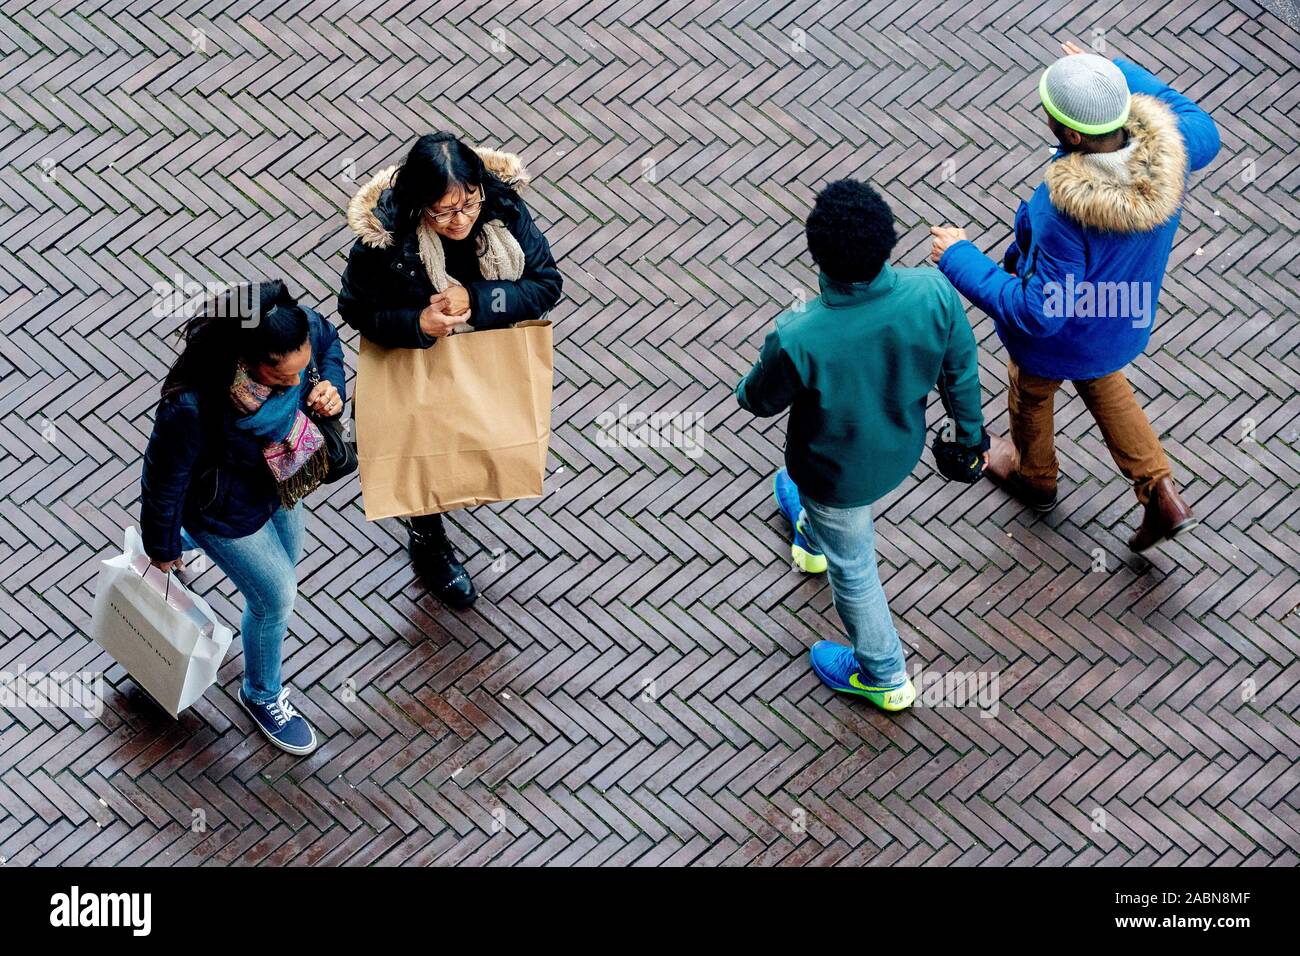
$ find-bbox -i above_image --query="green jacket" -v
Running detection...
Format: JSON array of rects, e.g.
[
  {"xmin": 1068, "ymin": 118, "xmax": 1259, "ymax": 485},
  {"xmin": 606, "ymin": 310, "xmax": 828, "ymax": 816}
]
[{"xmin": 736, "ymin": 263, "xmax": 984, "ymax": 507}]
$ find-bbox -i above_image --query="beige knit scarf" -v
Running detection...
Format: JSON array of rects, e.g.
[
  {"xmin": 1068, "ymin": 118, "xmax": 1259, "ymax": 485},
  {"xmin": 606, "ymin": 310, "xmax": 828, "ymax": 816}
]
[{"xmin": 415, "ymin": 207, "xmax": 526, "ymax": 290}]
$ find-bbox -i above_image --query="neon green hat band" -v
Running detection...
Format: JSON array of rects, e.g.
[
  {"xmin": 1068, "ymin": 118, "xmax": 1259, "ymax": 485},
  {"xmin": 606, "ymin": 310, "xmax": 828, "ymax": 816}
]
[{"xmin": 1039, "ymin": 69, "xmax": 1130, "ymax": 135}]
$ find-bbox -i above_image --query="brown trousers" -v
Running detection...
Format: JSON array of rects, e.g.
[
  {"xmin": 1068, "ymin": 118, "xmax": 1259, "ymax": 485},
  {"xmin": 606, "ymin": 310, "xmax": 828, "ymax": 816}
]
[{"xmin": 1007, "ymin": 359, "xmax": 1171, "ymax": 505}]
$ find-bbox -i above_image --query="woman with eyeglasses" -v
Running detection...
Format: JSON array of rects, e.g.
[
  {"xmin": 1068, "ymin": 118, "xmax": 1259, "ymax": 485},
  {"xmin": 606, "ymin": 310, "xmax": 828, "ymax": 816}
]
[
  {"xmin": 339, "ymin": 132, "xmax": 562, "ymax": 608},
  {"xmin": 141, "ymin": 280, "xmax": 345, "ymax": 755}
]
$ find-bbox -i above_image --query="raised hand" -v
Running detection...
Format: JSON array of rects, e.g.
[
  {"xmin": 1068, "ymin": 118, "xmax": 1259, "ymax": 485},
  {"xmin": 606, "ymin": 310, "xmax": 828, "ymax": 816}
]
[{"xmin": 928, "ymin": 224, "xmax": 969, "ymax": 263}]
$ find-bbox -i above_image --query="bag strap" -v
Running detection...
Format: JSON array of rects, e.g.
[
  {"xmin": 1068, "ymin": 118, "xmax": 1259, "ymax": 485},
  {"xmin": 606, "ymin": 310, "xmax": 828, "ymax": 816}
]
[{"xmin": 139, "ymin": 560, "xmax": 174, "ymax": 599}]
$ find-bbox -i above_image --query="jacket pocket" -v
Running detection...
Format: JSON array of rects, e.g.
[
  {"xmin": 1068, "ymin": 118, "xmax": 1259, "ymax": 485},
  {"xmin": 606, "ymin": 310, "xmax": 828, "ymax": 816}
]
[{"xmin": 196, "ymin": 467, "xmax": 222, "ymax": 513}]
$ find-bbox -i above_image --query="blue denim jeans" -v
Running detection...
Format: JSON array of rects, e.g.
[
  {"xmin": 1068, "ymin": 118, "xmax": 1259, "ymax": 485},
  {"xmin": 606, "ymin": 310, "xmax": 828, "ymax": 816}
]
[
  {"xmin": 181, "ymin": 505, "xmax": 304, "ymax": 704},
  {"xmin": 799, "ymin": 496, "xmax": 909, "ymax": 688}
]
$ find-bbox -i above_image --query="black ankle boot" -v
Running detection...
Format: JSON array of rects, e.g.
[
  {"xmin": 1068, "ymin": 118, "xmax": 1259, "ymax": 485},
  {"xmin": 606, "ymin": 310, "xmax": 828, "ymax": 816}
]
[{"xmin": 408, "ymin": 525, "xmax": 477, "ymax": 609}]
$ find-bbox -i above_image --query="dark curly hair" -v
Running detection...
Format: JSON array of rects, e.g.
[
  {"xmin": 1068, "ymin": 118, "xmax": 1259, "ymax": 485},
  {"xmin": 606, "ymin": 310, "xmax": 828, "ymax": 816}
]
[{"xmin": 805, "ymin": 179, "xmax": 898, "ymax": 283}]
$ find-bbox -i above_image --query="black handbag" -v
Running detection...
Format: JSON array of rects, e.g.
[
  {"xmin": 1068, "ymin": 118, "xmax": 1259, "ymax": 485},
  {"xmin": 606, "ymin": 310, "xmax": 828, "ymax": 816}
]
[{"xmin": 306, "ymin": 364, "xmax": 358, "ymax": 484}]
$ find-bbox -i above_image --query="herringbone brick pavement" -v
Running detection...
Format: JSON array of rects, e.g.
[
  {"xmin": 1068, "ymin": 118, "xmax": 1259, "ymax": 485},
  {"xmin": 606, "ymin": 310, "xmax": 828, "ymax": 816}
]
[{"xmin": 1, "ymin": 0, "xmax": 1298, "ymax": 867}]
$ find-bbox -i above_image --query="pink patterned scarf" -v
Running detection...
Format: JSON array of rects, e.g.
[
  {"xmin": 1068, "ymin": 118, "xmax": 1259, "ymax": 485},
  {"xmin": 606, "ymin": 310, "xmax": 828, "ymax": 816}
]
[{"xmin": 231, "ymin": 362, "xmax": 327, "ymax": 508}]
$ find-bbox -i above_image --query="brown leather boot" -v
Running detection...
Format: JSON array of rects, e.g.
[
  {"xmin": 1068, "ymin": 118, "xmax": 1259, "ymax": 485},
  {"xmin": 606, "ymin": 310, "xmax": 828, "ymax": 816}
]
[
  {"xmin": 1128, "ymin": 478, "xmax": 1197, "ymax": 552},
  {"xmin": 985, "ymin": 435, "xmax": 1057, "ymax": 512}
]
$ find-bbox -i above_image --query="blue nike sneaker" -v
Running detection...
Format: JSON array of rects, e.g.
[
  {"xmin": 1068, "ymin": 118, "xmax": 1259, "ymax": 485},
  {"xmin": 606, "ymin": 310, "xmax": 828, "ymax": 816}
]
[
  {"xmin": 808, "ymin": 641, "xmax": 916, "ymax": 712},
  {"xmin": 774, "ymin": 468, "xmax": 827, "ymax": 573}
]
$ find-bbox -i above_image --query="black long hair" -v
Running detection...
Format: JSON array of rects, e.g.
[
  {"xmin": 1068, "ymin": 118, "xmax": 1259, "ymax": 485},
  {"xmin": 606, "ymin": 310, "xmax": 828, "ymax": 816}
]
[
  {"xmin": 389, "ymin": 132, "xmax": 521, "ymax": 241},
  {"xmin": 160, "ymin": 279, "xmax": 310, "ymax": 401}
]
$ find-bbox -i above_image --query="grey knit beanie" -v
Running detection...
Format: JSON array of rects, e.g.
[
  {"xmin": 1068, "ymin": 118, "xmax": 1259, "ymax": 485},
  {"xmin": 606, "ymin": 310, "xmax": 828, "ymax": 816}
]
[{"xmin": 1039, "ymin": 53, "xmax": 1131, "ymax": 134}]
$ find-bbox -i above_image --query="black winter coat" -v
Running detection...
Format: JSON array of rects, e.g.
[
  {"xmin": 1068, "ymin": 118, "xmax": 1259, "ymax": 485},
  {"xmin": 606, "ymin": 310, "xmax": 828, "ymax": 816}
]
[
  {"xmin": 337, "ymin": 186, "xmax": 562, "ymax": 349},
  {"xmin": 139, "ymin": 311, "xmax": 346, "ymax": 561}
]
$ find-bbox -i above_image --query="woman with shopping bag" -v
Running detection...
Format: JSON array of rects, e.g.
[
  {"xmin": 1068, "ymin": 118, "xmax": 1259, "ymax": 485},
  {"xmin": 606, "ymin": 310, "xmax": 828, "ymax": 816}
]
[
  {"xmin": 140, "ymin": 280, "xmax": 346, "ymax": 755},
  {"xmin": 338, "ymin": 133, "xmax": 562, "ymax": 609}
]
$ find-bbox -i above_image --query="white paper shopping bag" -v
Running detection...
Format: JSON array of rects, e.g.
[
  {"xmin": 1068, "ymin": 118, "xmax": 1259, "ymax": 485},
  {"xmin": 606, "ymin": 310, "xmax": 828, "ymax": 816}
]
[{"xmin": 90, "ymin": 527, "xmax": 233, "ymax": 717}]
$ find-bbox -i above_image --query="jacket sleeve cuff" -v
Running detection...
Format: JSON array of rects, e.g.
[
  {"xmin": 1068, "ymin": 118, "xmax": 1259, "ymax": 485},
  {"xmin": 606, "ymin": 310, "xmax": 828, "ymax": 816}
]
[
  {"xmin": 406, "ymin": 311, "xmax": 436, "ymax": 348},
  {"xmin": 143, "ymin": 539, "xmax": 181, "ymax": 563},
  {"xmin": 734, "ymin": 376, "xmax": 752, "ymax": 412},
  {"xmin": 466, "ymin": 282, "xmax": 512, "ymax": 329}
]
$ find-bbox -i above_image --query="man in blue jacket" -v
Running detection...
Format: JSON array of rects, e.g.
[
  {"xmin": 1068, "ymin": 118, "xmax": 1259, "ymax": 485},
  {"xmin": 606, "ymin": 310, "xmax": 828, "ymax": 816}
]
[{"xmin": 930, "ymin": 41, "xmax": 1220, "ymax": 552}]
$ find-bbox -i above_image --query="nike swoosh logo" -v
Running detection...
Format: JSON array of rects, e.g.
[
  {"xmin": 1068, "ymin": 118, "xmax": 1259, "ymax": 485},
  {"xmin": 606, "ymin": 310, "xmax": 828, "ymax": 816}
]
[{"xmin": 849, "ymin": 674, "xmax": 884, "ymax": 693}]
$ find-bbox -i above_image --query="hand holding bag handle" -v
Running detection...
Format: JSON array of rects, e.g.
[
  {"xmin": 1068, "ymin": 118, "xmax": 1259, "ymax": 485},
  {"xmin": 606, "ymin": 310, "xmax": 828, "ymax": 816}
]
[
  {"xmin": 94, "ymin": 527, "xmax": 234, "ymax": 716},
  {"xmin": 306, "ymin": 363, "xmax": 358, "ymax": 483}
]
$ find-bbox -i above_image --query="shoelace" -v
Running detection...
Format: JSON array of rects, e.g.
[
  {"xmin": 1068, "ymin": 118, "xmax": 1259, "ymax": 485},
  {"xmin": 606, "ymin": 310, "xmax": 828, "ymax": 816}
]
[{"xmin": 266, "ymin": 691, "xmax": 299, "ymax": 728}]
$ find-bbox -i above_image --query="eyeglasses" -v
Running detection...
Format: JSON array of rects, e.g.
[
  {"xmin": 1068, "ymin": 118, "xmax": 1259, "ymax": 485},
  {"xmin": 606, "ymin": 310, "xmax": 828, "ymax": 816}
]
[{"xmin": 425, "ymin": 198, "xmax": 483, "ymax": 225}]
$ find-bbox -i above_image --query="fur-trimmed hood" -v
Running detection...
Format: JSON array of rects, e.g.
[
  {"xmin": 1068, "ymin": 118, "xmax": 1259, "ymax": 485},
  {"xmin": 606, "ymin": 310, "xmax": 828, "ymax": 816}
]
[
  {"xmin": 346, "ymin": 146, "xmax": 531, "ymax": 249},
  {"xmin": 1044, "ymin": 94, "xmax": 1187, "ymax": 233}
]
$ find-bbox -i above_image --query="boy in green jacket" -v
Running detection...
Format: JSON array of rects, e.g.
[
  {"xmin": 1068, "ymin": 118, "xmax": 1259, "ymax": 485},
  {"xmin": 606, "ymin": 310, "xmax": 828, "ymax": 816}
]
[{"xmin": 737, "ymin": 180, "xmax": 987, "ymax": 712}]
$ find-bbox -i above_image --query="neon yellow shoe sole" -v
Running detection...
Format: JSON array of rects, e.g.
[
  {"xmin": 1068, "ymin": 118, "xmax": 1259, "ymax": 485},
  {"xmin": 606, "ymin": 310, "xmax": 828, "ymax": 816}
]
[
  {"xmin": 792, "ymin": 543, "xmax": 828, "ymax": 574},
  {"xmin": 851, "ymin": 676, "xmax": 916, "ymax": 712}
]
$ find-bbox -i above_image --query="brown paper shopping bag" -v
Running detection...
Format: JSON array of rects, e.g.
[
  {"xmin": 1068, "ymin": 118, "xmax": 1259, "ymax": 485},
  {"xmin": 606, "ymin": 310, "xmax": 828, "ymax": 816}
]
[{"xmin": 355, "ymin": 320, "xmax": 553, "ymax": 520}]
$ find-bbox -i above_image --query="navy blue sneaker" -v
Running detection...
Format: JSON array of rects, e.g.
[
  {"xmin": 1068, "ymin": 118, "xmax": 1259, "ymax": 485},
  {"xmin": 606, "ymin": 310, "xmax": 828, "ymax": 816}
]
[
  {"xmin": 774, "ymin": 468, "xmax": 827, "ymax": 573},
  {"xmin": 239, "ymin": 687, "xmax": 319, "ymax": 755}
]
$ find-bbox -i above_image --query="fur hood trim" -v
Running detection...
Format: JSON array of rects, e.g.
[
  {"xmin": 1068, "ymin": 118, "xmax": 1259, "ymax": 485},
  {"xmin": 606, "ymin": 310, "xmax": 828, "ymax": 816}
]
[
  {"xmin": 1044, "ymin": 94, "xmax": 1187, "ymax": 233},
  {"xmin": 346, "ymin": 147, "xmax": 530, "ymax": 249}
]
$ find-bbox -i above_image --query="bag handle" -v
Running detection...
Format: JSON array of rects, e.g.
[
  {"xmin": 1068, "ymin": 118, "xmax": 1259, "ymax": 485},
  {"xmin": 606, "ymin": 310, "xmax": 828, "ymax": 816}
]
[
  {"xmin": 138, "ymin": 559, "xmax": 174, "ymax": 600},
  {"xmin": 304, "ymin": 362, "xmax": 326, "ymax": 420}
]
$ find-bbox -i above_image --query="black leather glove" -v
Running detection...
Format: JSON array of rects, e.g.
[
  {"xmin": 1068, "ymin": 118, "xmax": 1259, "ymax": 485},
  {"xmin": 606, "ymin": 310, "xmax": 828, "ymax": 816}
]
[{"xmin": 932, "ymin": 426, "xmax": 990, "ymax": 483}]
